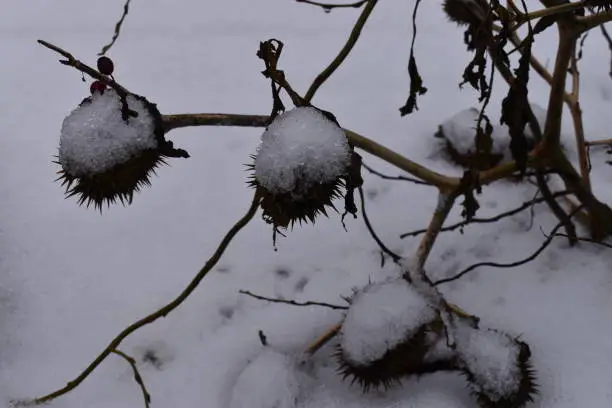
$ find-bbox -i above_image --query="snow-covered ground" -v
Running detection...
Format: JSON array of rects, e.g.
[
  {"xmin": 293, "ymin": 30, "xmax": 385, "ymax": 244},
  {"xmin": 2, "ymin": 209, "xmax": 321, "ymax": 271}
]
[{"xmin": 2, "ymin": 1, "xmax": 612, "ymax": 407}]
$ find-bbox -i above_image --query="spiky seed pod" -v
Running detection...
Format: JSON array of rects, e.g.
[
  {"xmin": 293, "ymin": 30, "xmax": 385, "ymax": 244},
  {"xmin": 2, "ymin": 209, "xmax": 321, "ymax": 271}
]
[
  {"xmin": 55, "ymin": 90, "xmax": 189, "ymax": 210},
  {"xmin": 248, "ymin": 106, "xmax": 360, "ymax": 236},
  {"xmin": 336, "ymin": 323, "xmax": 461, "ymax": 392},
  {"xmin": 335, "ymin": 279, "xmax": 459, "ymax": 392},
  {"xmin": 456, "ymin": 328, "xmax": 538, "ymax": 408}
]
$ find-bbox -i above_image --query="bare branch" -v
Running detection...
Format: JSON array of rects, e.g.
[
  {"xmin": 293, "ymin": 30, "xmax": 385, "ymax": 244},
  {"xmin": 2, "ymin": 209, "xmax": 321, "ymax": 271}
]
[
  {"xmin": 600, "ymin": 24, "xmax": 612, "ymax": 78},
  {"xmin": 551, "ymin": 233, "xmax": 612, "ymax": 248},
  {"xmin": 414, "ymin": 192, "xmax": 457, "ymax": 269},
  {"xmin": 362, "ymin": 162, "xmax": 432, "ymax": 185},
  {"xmin": 400, "ymin": 190, "xmax": 570, "ymax": 239},
  {"xmin": 304, "ymin": 0, "xmax": 378, "ymax": 102},
  {"xmin": 111, "ymin": 349, "xmax": 150, "ymax": 408},
  {"xmin": 239, "ymin": 290, "xmax": 348, "ymax": 310},
  {"xmin": 304, "ymin": 324, "xmax": 342, "ymax": 355},
  {"xmin": 37, "ymin": 40, "xmax": 130, "ymax": 97},
  {"xmin": 578, "ymin": 8, "xmax": 612, "ymax": 32},
  {"xmin": 433, "ymin": 205, "xmax": 585, "ymax": 286},
  {"xmin": 295, "ymin": 0, "xmax": 368, "ymax": 10},
  {"xmin": 358, "ymin": 186, "xmax": 402, "ymax": 263},
  {"xmin": 162, "ymin": 113, "xmax": 270, "ymax": 132},
  {"xmin": 585, "ymin": 138, "xmax": 612, "ymax": 146},
  {"xmin": 22, "ymin": 192, "xmax": 261, "ymax": 406},
  {"xmin": 99, "ymin": 0, "xmax": 132, "ymax": 55}
]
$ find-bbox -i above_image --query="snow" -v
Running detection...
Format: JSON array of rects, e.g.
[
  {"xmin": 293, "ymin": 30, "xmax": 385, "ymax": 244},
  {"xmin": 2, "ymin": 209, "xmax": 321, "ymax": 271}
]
[
  {"xmin": 436, "ymin": 103, "xmax": 547, "ymax": 159},
  {"xmin": 340, "ymin": 278, "xmax": 436, "ymax": 365},
  {"xmin": 228, "ymin": 348, "xmax": 303, "ymax": 408},
  {"xmin": 254, "ymin": 106, "xmax": 351, "ymax": 195},
  {"xmin": 3, "ymin": 0, "xmax": 612, "ymax": 407},
  {"xmin": 455, "ymin": 322, "xmax": 521, "ymax": 401},
  {"xmin": 59, "ymin": 90, "xmax": 158, "ymax": 176}
]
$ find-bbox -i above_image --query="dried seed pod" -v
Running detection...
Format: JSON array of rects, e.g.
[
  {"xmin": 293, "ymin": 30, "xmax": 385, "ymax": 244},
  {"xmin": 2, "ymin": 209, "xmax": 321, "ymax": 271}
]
[
  {"xmin": 455, "ymin": 325, "xmax": 538, "ymax": 408},
  {"xmin": 335, "ymin": 279, "xmax": 457, "ymax": 392},
  {"xmin": 248, "ymin": 106, "xmax": 360, "ymax": 238},
  {"xmin": 55, "ymin": 89, "xmax": 188, "ymax": 210}
]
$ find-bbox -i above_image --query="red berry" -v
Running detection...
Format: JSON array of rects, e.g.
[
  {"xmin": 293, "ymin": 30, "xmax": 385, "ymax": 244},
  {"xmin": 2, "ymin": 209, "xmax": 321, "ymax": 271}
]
[
  {"xmin": 97, "ymin": 56, "xmax": 114, "ymax": 75},
  {"xmin": 90, "ymin": 81, "xmax": 107, "ymax": 95}
]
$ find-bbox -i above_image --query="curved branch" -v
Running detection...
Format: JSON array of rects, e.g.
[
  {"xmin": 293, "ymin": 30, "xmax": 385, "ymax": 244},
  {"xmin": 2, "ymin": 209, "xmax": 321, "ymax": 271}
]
[
  {"xmin": 111, "ymin": 349, "xmax": 150, "ymax": 408},
  {"xmin": 22, "ymin": 192, "xmax": 261, "ymax": 406},
  {"xmin": 303, "ymin": 0, "xmax": 378, "ymax": 102},
  {"xmin": 358, "ymin": 186, "xmax": 402, "ymax": 263},
  {"xmin": 239, "ymin": 290, "xmax": 348, "ymax": 310},
  {"xmin": 162, "ymin": 113, "xmax": 459, "ymax": 189},
  {"xmin": 433, "ymin": 205, "xmax": 585, "ymax": 286}
]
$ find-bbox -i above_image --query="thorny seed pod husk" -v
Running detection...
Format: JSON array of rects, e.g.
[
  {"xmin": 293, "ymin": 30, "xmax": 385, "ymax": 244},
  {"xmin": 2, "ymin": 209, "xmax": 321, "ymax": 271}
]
[
  {"xmin": 248, "ymin": 106, "xmax": 361, "ymax": 241},
  {"xmin": 55, "ymin": 90, "xmax": 189, "ymax": 210},
  {"xmin": 456, "ymin": 327, "xmax": 538, "ymax": 408},
  {"xmin": 336, "ymin": 323, "xmax": 460, "ymax": 392},
  {"xmin": 335, "ymin": 279, "xmax": 458, "ymax": 392}
]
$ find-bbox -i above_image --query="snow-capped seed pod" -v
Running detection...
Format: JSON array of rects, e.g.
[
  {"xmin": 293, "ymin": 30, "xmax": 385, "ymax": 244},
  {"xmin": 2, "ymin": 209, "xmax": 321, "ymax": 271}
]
[
  {"xmin": 454, "ymin": 324, "xmax": 538, "ymax": 408},
  {"xmin": 434, "ymin": 107, "xmax": 505, "ymax": 171},
  {"xmin": 335, "ymin": 279, "xmax": 455, "ymax": 391},
  {"xmin": 248, "ymin": 106, "xmax": 358, "ymax": 235},
  {"xmin": 55, "ymin": 89, "xmax": 189, "ymax": 210}
]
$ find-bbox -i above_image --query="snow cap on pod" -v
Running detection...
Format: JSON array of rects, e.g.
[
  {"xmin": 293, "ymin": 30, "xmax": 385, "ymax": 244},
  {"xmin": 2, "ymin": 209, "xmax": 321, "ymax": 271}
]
[
  {"xmin": 250, "ymin": 106, "xmax": 359, "ymax": 235},
  {"xmin": 455, "ymin": 321, "xmax": 538, "ymax": 407},
  {"xmin": 336, "ymin": 278, "xmax": 453, "ymax": 391},
  {"xmin": 56, "ymin": 89, "xmax": 188, "ymax": 209}
]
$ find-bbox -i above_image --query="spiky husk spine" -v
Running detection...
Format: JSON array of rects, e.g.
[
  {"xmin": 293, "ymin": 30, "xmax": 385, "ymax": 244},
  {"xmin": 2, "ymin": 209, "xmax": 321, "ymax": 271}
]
[
  {"xmin": 55, "ymin": 94, "xmax": 188, "ymax": 210},
  {"xmin": 461, "ymin": 335, "xmax": 538, "ymax": 408},
  {"xmin": 585, "ymin": 0, "xmax": 612, "ymax": 12}
]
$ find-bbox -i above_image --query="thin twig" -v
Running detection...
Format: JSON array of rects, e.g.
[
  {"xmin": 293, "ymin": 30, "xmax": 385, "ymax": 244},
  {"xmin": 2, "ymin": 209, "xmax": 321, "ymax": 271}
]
[
  {"xmin": 358, "ymin": 186, "xmax": 402, "ymax": 263},
  {"xmin": 162, "ymin": 113, "xmax": 270, "ymax": 132},
  {"xmin": 585, "ymin": 138, "xmax": 612, "ymax": 146},
  {"xmin": 433, "ymin": 205, "xmax": 585, "ymax": 286},
  {"xmin": 600, "ymin": 24, "xmax": 612, "ymax": 78},
  {"xmin": 400, "ymin": 190, "xmax": 569, "ymax": 239},
  {"xmin": 295, "ymin": 0, "xmax": 368, "ymax": 10},
  {"xmin": 362, "ymin": 162, "xmax": 432, "ymax": 185},
  {"xmin": 37, "ymin": 40, "xmax": 130, "ymax": 96},
  {"xmin": 111, "ymin": 349, "xmax": 151, "ymax": 408},
  {"xmin": 99, "ymin": 0, "xmax": 132, "ymax": 55},
  {"xmin": 239, "ymin": 290, "xmax": 348, "ymax": 310},
  {"xmin": 22, "ymin": 192, "xmax": 261, "ymax": 406},
  {"xmin": 305, "ymin": 324, "xmax": 342, "ymax": 355},
  {"xmin": 551, "ymin": 233, "xmax": 612, "ymax": 249},
  {"xmin": 535, "ymin": 171, "xmax": 577, "ymax": 245},
  {"xmin": 303, "ymin": 0, "xmax": 378, "ymax": 102}
]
